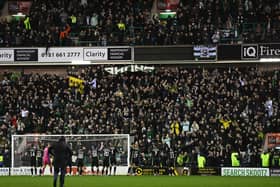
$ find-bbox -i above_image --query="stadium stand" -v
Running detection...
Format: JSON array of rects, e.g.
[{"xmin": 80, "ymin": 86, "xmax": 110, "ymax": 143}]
[
  {"xmin": 0, "ymin": 66, "xmax": 279, "ymax": 169},
  {"xmin": 0, "ymin": 0, "xmax": 280, "ymax": 47},
  {"xmin": 0, "ymin": 0, "xmax": 280, "ymax": 175}
]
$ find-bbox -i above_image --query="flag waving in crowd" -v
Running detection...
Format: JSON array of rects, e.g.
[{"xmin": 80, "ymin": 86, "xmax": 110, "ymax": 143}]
[
  {"xmin": 69, "ymin": 76, "xmax": 85, "ymax": 94},
  {"xmin": 89, "ymin": 78, "xmax": 97, "ymax": 89}
]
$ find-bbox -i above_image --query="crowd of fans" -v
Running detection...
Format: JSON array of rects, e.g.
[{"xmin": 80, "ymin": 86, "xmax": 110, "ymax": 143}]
[
  {"xmin": 1, "ymin": 0, "xmax": 280, "ymax": 47},
  {"xmin": 0, "ymin": 65, "xmax": 279, "ymax": 168}
]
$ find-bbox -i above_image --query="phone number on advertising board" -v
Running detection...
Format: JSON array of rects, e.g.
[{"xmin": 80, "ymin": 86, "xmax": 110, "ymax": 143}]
[{"xmin": 41, "ymin": 52, "xmax": 81, "ymax": 58}]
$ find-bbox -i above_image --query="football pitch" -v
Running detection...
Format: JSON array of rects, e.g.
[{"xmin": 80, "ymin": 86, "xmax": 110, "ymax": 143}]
[{"xmin": 1, "ymin": 176, "xmax": 280, "ymax": 187}]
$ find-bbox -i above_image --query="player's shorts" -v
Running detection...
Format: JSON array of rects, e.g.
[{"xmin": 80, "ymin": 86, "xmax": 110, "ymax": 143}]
[
  {"xmin": 168, "ymin": 159, "xmax": 174, "ymax": 167},
  {"xmin": 161, "ymin": 159, "xmax": 167, "ymax": 166},
  {"xmin": 103, "ymin": 157, "xmax": 110, "ymax": 167},
  {"xmin": 67, "ymin": 159, "xmax": 72, "ymax": 166},
  {"xmin": 43, "ymin": 157, "xmax": 51, "ymax": 165},
  {"xmin": 77, "ymin": 159, "xmax": 84, "ymax": 166},
  {"xmin": 132, "ymin": 158, "xmax": 139, "ymax": 166},
  {"xmin": 153, "ymin": 160, "xmax": 160, "ymax": 166},
  {"xmin": 92, "ymin": 157, "xmax": 99, "ymax": 166},
  {"xmin": 30, "ymin": 156, "xmax": 36, "ymax": 166},
  {"xmin": 37, "ymin": 157, "xmax": 43, "ymax": 167},
  {"xmin": 110, "ymin": 157, "xmax": 117, "ymax": 165}
]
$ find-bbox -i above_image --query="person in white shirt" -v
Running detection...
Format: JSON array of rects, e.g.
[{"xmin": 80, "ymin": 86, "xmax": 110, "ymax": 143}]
[{"xmin": 21, "ymin": 108, "xmax": 29, "ymax": 118}]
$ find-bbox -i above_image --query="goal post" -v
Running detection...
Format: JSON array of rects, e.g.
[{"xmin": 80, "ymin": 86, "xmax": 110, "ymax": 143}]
[{"xmin": 11, "ymin": 134, "xmax": 130, "ymax": 175}]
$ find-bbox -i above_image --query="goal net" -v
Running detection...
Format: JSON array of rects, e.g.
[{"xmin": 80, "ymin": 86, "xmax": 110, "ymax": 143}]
[{"xmin": 11, "ymin": 134, "xmax": 130, "ymax": 175}]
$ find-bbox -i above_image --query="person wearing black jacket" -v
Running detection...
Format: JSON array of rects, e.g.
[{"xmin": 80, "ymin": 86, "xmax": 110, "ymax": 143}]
[{"xmin": 49, "ymin": 137, "xmax": 72, "ymax": 187}]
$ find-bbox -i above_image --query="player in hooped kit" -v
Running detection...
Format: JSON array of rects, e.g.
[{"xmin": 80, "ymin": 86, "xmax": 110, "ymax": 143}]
[
  {"xmin": 109, "ymin": 146, "xmax": 118, "ymax": 176},
  {"xmin": 68, "ymin": 150, "xmax": 77, "ymax": 175},
  {"xmin": 42, "ymin": 143, "xmax": 53, "ymax": 175},
  {"xmin": 77, "ymin": 146, "xmax": 85, "ymax": 175},
  {"xmin": 153, "ymin": 150, "xmax": 160, "ymax": 176},
  {"xmin": 168, "ymin": 147, "xmax": 176, "ymax": 176},
  {"xmin": 36, "ymin": 146, "xmax": 43, "ymax": 175},
  {"xmin": 67, "ymin": 143, "xmax": 74, "ymax": 175},
  {"xmin": 91, "ymin": 145, "xmax": 99, "ymax": 175},
  {"xmin": 102, "ymin": 146, "xmax": 111, "ymax": 176},
  {"xmin": 128, "ymin": 147, "xmax": 139, "ymax": 175}
]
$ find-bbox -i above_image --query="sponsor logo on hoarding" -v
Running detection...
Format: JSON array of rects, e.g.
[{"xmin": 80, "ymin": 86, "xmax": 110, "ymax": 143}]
[
  {"xmin": 270, "ymin": 169, "xmax": 280, "ymax": 176},
  {"xmin": 83, "ymin": 48, "xmax": 107, "ymax": 61},
  {"xmin": 221, "ymin": 167, "xmax": 269, "ymax": 176},
  {"xmin": 259, "ymin": 45, "xmax": 280, "ymax": 57},
  {"xmin": 14, "ymin": 49, "xmax": 38, "ymax": 61},
  {"xmin": 0, "ymin": 168, "xmax": 9, "ymax": 176},
  {"xmin": 242, "ymin": 44, "xmax": 280, "ymax": 60},
  {"xmin": 108, "ymin": 48, "xmax": 132, "ymax": 60},
  {"xmin": 0, "ymin": 49, "xmax": 14, "ymax": 62},
  {"xmin": 38, "ymin": 48, "xmax": 82, "ymax": 62},
  {"xmin": 242, "ymin": 44, "xmax": 258, "ymax": 59}
]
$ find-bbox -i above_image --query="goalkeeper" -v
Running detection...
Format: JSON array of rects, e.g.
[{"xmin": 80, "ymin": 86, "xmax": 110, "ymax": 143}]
[{"xmin": 49, "ymin": 137, "xmax": 72, "ymax": 187}]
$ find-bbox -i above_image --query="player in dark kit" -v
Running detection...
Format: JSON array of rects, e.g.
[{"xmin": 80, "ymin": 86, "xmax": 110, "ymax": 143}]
[
  {"xmin": 67, "ymin": 150, "xmax": 74, "ymax": 176},
  {"xmin": 36, "ymin": 145, "xmax": 43, "ymax": 175},
  {"xmin": 128, "ymin": 147, "xmax": 139, "ymax": 175},
  {"xmin": 102, "ymin": 146, "xmax": 110, "ymax": 176},
  {"xmin": 167, "ymin": 147, "xmax": 176, "ymax": 176},
  {"xmin": 153, "ymin": 151, "xmax": 160, "ymax": 176},
  {"xmin": 109, "ymin": 146, "xmax": 117, "ymax": 176},
  {"xmin": 29, "ymin": 144, "xmax": 37, "ymax": 176},
  {"xmin": 91, "ymin": 145, "xmax": 99, "ymax": 175},
  {"xmin": 49, "ymin": 137, "xmax": 72, "ymax": 187},
  {"xmin": 77, "ymin": 146, "xmax": 85, "ymax": 175}
]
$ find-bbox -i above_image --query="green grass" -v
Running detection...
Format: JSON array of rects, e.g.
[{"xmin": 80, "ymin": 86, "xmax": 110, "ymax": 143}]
[{"xmin": 0, "ymin": 176, "xmax": 279, "ymax": 187}]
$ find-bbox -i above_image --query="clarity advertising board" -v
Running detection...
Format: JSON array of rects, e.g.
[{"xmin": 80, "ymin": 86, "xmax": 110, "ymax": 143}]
[{"xmin": 0, "ymin": 47, "xmax": 133, "ymax": 63}]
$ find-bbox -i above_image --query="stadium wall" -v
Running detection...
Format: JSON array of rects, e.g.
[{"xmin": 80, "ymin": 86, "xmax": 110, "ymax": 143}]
[
  {"xmin": 2, "ymin": 167, "xmax": 279, "ymax": 176},
  {"xmin": 0, "ymin": 166, "xmax": 129, "ymax": 176},
  {"xmin": 1, "ymin": 44, "xmax": 280, "ymax": 65}
]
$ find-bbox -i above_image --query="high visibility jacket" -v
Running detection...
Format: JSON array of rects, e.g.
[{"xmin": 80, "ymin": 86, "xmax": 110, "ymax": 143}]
[
  {"xmin": 197, "ymin": 155, "xmax": 206, "ymax": 168},
  {"xmin": 70, "ymin": 15, "xmax": 77, "ymax": 24},
  {"xmin": 24, "ymin": 17, "xmax": 31, "ymax": 30},
  {"xmin": 0, "ymin": 155, "xmax": 3, "ymax": 163},
  {"xmin": 117, "ymin": 22, "xmax": 125, "ymax": 30},
  {"xmin": 261, "ymin": 153, "xmax": 270, "ymax": 167},
  {"xmin": 231, "ymin": 152, "xmax": 240, "ymax": 167}
]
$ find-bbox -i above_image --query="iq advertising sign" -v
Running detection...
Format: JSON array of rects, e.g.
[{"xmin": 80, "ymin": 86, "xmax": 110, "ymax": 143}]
[
  {"xmin": 242, "ymin": 44, "xmax": 280, "ymax": 60},
  {"xmin": 242, "ymin": 44, "xmax": 258, "ymax": 60}
]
